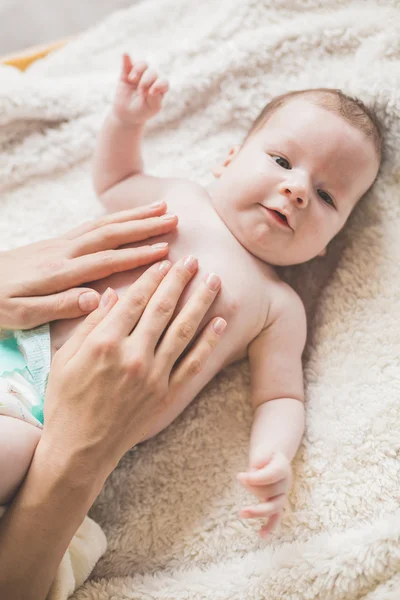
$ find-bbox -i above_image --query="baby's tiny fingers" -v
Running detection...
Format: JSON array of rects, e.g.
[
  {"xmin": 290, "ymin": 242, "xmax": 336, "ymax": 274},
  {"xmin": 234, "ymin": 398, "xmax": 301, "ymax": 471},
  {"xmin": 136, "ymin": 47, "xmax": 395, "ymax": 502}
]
[
  {"xmin": 149, "ymin": 79, "xmax": 169, "ymax": 97},
  {"xmin": 122, "ymin": 53, "xmax": 133, "ymax": 80},
  {"xmin": 237, "ymin": 469, "xmax": 277, "ymax": 486},
  {"xmin": 238, "ymin": 478, "xmax": 289, "ymax": 502},
  {"xmin": 260, "ymin": 513, "xmax": 281, "ymax": 538},
  {"xmin": 139, "ymin": 69, "xmax": 158, "ymax": 93},
  {"xmin": 240, "ymin": 494, "xmax": 286, "ymax": 518},
  {"xmin": 128, "ymin": 60, "xmax": 148, "ymax": 84},
  {"xmin": 238, "ymin": 454, "xmax": 289, "ymax": 486}
]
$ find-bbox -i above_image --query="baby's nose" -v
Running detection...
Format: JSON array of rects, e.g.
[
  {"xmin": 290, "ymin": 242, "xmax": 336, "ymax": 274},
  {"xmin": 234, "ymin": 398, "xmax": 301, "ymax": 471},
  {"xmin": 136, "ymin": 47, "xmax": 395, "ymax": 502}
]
[{"xmin": 279, "ymin": 181, "xmax": 308, "ymax": 207}]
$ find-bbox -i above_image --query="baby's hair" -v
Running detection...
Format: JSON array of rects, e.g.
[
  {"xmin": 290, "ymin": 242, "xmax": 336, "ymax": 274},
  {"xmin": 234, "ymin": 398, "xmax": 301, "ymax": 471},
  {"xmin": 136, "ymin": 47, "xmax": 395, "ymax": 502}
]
[{"xmin": 245, "ymin": 88, "xmax": 384, "ymax": 166}]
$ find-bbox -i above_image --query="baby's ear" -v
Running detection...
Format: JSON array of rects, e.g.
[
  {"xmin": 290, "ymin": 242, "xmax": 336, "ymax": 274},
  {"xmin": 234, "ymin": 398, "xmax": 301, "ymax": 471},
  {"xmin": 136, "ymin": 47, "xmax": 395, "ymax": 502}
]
[{"xmin": 212, "ymin": 144, "xmax": 241, "ymax": 178}]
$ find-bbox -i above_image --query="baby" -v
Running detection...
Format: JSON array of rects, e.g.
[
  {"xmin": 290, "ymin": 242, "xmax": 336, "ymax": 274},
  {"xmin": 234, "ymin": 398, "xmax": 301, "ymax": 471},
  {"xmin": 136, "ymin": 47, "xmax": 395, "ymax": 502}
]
[{"xmin": 0, "ymin": 54, "xmax": 382, "ymax": 536}]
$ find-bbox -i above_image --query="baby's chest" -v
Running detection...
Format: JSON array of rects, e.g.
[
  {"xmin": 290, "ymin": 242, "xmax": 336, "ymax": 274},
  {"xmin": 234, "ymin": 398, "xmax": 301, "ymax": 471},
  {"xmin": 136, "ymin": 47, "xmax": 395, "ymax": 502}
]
[
  {"xmin": 92, "ymin": 226, "xmax": 270, "ymax": 357},
  {"xmin": 164, "ymin": 226, "xmax": 273, "ymax": 361},
  {"xmin": 101, "ymin": 242, "xmax": 268, "ymax": 341},
  {"xmin": 51, "ymin": 195, "xmax": 273, "ymax": 356}
]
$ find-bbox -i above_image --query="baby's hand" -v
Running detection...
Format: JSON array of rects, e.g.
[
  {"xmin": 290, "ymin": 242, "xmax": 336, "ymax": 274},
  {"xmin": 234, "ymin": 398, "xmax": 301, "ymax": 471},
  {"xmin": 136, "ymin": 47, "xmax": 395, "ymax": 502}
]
[
  {"xmin": 113, "ymin": 53, "xmax": 169, "ymax": 125},
  {"xmin": 237, "ymin": 451, "xmax": 292, "ymax": 538}
]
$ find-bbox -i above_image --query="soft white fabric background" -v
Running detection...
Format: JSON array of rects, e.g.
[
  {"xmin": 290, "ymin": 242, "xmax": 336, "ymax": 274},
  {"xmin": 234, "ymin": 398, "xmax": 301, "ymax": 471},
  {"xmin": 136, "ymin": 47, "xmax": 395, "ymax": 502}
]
[{"xmin": 0, "ymin": 0, "xmax": 399, "ymax": 598}]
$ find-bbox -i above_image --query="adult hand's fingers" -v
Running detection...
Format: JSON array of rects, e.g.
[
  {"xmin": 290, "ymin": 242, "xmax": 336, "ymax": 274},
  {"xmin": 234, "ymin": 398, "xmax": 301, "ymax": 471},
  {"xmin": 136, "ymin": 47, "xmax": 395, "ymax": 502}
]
[
  {"xmin": 130, "ymin": 255, "xmax": 200, "ymax": 352},
  {"xmin": 169, "ymin": 316, "xmax": 227, "ymax": 392},
  {"xmin": 62, "ymin": 202, "xmax": 170, "ymax": 240},
  {"xmin": 0, "ymin": 203, "xmax": 178, "ymax": 330},
  {"xmin": 156, "ymin": 272, "xmax": 222, "ymax": 370},
  {"xmin": 60, "ymin": 288, "xmax": 119, "ymax": 360},
  {"xmin": 69, "ymin": 214, "xmax": 177, "ymax": 256},
  {"xmin": 6, "ymin": 287, "xmax": 102, "ymax": 330},
  {"xmin": 48, "ymin": 244, "xmax": 171, "ymax": 292},
  {"xmin": 93, "ymin": 260, "xmax": 172, "ymax": 340},
  {"xmin": 6, "ymin": 266, "xmax": 153, "ymax": 328}
]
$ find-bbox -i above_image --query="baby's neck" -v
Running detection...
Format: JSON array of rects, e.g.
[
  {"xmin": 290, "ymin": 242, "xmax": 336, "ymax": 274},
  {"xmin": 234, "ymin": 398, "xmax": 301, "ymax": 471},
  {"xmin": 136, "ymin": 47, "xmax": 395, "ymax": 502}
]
[
  {"xmin": 205, "ymin": 180, "xmax": 258, "ymax": 260},
  {"xmin": 205, "ymin": 180, "xmax": 232, "ymax": 231}
]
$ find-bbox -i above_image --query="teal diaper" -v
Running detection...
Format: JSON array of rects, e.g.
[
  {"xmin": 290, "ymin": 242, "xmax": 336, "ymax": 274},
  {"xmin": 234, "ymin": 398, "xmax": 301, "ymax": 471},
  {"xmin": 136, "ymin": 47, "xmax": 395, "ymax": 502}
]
[{"xmin": 0, "ymin": 324, "xmax": 51, "ymax": 424}]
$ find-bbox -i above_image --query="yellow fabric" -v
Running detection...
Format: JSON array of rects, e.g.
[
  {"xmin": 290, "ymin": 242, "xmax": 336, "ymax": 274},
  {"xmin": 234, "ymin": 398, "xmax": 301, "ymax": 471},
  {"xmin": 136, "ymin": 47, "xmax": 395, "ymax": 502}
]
[{"xmin": 0, "ymin": 39, "xmax": 68, "ymax": 71}]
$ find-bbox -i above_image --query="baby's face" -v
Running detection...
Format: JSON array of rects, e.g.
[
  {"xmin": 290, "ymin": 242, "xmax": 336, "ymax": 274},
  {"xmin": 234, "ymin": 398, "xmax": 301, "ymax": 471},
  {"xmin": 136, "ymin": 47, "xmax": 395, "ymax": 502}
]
[{"xmin": 209, "ymin": 97, "xmax": 380, "ymax": 266}]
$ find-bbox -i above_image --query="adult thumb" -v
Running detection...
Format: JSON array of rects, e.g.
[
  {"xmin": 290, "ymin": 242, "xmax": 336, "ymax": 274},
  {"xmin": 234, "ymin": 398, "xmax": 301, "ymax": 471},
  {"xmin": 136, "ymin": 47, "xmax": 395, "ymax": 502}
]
[
  {"xmin": 17, "ymin": 288, "xmax": 101, "ymax": 329},
  {"xmin": 51, "ymin": 288, "xmax": 101, "ymax": 320},
  {"xmin": 60, "ymin": 288, "xmax": 119, "ymax": 359}
]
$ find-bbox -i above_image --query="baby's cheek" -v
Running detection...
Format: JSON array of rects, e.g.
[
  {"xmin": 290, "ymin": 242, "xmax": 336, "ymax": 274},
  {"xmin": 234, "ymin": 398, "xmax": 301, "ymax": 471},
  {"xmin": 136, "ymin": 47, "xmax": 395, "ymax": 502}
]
[
  {"xmin": 253, "ymin": 154, "xmax": 270, "ymax": 176},
  {"xmin": 250, "ymin": 156, "xmax": 277, "ymax": 193}
]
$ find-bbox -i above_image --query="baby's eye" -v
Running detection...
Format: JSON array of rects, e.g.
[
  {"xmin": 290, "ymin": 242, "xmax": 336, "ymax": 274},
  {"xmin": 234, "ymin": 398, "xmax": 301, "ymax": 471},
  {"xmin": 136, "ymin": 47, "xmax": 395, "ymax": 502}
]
[
  {"xmin": 271, "ymin": 155, "xmax": 291, "ymax": 169},
  {"xmin": 318, "ymin": 189, "xmax": 335, "ymax": 207}
]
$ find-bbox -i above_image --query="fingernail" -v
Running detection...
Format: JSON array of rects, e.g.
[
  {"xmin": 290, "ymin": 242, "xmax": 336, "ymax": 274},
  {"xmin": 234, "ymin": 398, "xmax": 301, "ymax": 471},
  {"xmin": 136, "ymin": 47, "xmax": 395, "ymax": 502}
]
[
  {"xmin": 159, "ymin": 260, "xmax": 171, "ymax": 273},
  {"xmin": 184, "ymin": 255, "xmax": 198, "ymax": 272},
  {"xmin": 213, "ymin": 318, "xmax": 226, "ymax": 335},
  {"xmin": 152, "ymin": 242, "xmax": 168, "ymax": 249},
  {"xmin": 205, "ymin": 273, "xmax": 220, "ymax": 291},
  {"xmin": 100, "ymin": 288, "xmax": 112, "ymax": 307},
  {"xmin": 79, "ymin": 291, "xmax": 99, "ymax": 312},
  {"xmin": 160, "ymin": 213, "xmax": 176, "ymax": 220},
  {"xmin": 150, "ymin": 201, "xmax": 164, "ymax": 208}
]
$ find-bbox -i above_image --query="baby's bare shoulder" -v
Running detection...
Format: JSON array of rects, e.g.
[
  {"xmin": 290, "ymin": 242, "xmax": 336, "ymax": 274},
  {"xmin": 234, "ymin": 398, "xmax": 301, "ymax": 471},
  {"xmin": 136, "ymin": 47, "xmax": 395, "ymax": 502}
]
[
  {"xmin": 263, "ymin": 278, "xmax": 307, "ymax": 332},
  {"xmin": 164, "ymin": 178, "xmax": 210, "ymax": 201},
  {"xmin": 100, "ymin": 174, "xmax": 208, "ymax": 213}
]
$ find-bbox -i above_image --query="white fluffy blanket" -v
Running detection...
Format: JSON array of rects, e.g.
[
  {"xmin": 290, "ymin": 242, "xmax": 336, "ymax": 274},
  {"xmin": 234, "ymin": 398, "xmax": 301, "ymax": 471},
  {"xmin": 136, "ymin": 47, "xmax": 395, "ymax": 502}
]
[{"xmin": 1, "ymin": 0, "xmax": 400, "ymax": 598}]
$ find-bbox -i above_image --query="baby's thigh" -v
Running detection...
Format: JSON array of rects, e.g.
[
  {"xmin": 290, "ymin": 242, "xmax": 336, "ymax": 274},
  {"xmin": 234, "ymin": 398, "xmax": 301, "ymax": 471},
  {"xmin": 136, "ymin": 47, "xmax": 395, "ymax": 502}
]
[{"xmin": 0, "ymin": 416, "xmax": 41, "ymax": 505}]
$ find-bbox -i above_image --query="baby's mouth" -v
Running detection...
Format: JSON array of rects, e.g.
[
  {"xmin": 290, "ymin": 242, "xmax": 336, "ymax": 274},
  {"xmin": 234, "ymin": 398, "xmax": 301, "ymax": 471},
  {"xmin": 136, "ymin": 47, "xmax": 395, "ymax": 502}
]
[
  {"xmin": 272, "ymin": 210, "xmax": 288, "ymax": 225},
  {"xmin": 260, "ymin": 203, "xmax": 293, "ymax": 230},
  {"xmin": 264, "ymin": 206, "xmax": 292, "ymax": 229}
]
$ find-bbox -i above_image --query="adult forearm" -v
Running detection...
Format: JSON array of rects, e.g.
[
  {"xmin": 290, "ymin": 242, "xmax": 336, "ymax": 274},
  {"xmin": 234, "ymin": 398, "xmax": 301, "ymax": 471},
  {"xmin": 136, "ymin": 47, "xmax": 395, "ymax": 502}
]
[
  {"xmin": 92, "ymin": 111, "xmax": 145, "ymax": 195},
  {"xmin": 0, "ymin": 438, "xmax": 107, "ymax": 600},
  {"xmin": 249, "ymin": 398, "xmax": 305, "ymax": 465}
]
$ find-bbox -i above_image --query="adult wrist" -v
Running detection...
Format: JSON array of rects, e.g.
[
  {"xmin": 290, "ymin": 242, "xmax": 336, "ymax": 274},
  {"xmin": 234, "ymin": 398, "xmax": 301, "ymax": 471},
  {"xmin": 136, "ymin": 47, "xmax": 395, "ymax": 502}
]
[
  {"xmin": 0, "ymin": 435, "xmax": 108, "ymax": 600},
  {"xmin": 36, "ymin": 435, "xmax": 109, "ymax": 505}
]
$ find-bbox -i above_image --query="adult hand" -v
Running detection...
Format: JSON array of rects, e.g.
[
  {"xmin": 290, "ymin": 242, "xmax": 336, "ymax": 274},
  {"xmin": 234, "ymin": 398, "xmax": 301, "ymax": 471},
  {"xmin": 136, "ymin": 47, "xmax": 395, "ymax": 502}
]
[
  {"xmin": 0, "ymin": 201, "xmax": 176, "ymax": 330},
  {"xmin": 42, "ymin": 254, "xmax": 226, "ymax": 479},
  {"xmin": 0, "ymin": 252, "xmax": 226, "ymax": 600}
]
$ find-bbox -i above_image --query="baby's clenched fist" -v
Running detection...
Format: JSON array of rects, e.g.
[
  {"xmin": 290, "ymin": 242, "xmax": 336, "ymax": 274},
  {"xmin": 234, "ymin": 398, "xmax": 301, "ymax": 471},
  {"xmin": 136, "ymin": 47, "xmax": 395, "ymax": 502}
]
[{"xmin": 113, "ymin": 53, "xmax": 169, "ymax": 125}]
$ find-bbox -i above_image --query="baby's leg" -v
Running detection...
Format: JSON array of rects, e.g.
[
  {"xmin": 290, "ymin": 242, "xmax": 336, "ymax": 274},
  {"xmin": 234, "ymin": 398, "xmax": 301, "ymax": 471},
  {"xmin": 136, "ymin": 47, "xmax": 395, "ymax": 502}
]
[{"xmin": 0, "ymin": 416, "xmax": 41, "ymax": 505}]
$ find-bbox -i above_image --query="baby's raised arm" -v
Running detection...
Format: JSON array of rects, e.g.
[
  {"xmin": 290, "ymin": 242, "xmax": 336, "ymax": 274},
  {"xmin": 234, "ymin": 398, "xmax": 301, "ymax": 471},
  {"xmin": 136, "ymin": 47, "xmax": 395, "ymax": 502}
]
[
  {"xmin": 237, "ymin": 284, "xmax": 307, "ymax": 537},
  {"xmin": 92, "ymin": 54, "xmax": 171, "ymax": 212}
]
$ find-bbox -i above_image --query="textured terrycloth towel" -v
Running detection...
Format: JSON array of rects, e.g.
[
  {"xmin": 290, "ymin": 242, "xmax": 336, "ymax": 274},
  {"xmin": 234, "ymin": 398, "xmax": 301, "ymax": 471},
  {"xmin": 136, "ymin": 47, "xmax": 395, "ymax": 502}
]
[{"xmin": 0, "ymin": 0, "xmax": 399, "ymax": 598}]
